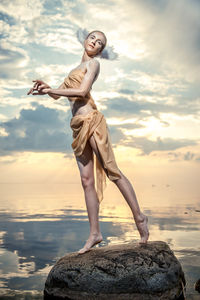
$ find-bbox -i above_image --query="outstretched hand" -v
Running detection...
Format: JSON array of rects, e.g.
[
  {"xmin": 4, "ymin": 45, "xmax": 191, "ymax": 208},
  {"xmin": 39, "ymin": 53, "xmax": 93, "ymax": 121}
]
[{"xmin": 27, "ymin": 80, "xmax": 50, "ymax": 95}]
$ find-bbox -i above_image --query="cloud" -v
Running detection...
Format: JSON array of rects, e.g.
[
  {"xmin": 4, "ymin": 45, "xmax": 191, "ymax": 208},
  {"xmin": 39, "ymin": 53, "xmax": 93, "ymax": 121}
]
[
  {"xmin": 103, "ymin": 97, "xmax": 145, "ymax": 118},
  {"xmin": 0, "ymin": 11, "xmax": 16, "ymax": 25},
  {"xmin": 183, "ymin": 151, "xmax": 195, "ymax": 161},
  {"xmin": 106, "ymin": 112, "xmax": 198, "ymax": 156},
  {"xmin": 126, "ymin": 136, "xmax": 198, "ymax": 155},
  {"xmin": 126, "ymin": 0, "xmax": 200, "ymax": 82},
  {"xmin": 167, "ymin": 150, "xmax": 200, "ymax": 162},
  {"xmin": 118, "ymin": 89, "xmax": 135, "ymax": 95},
  {"xmin": 0, "ymin": 0, "xmax": 199, "ymax": 163},
  {"xmin": 0, "ymin": 102, "xmax": 73, "ymax": 156},
  {"xmin": 103, "ymin": 91, "xmax": 200, "ymax": 122},
  {"xmin": 1, "ymin": 100, "xmax": 196, "ymax": 158},
  {"xmin": 107, "ymin": 126, "xmax": 125, "ymax": 145},
  {"xmin": 0, "ymin": 43, "xmax": 29, "ymax": 80},
  {"xmin": 0, "ymin": 0, "xmax": 44, "ymax": 21}
]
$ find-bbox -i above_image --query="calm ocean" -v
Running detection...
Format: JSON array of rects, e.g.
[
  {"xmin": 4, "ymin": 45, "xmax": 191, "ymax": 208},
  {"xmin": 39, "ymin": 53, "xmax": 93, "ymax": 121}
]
[{"xmin": 0, "ymin": 183, "xmax": 199, "ymax": 299}]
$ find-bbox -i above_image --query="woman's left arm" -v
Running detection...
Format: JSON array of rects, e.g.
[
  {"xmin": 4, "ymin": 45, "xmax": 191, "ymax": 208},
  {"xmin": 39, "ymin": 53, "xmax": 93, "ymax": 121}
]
[{"xmin": 34, "ymin": 59, "xmax": 100, "ymax": 98}]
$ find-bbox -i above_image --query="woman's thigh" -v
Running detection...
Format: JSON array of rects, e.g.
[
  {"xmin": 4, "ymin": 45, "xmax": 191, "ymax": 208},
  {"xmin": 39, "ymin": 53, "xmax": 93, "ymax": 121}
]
[{"xmin": 75, "ymin": 140, "xmax": 95, "ymax": 184}]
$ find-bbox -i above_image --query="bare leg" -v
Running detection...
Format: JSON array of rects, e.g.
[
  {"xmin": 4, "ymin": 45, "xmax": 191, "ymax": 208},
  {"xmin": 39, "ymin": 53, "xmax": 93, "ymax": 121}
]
[
  {"xmin": 75, "ymin": 141, "xmax": 103, "ymax": 254},
  {"xmin": 89, "ymin": 135, "xmax": 149, "ymax": 244},
  {"xmin": 113, "ymin": 171, "xmax": 149, "ymax": 243}
]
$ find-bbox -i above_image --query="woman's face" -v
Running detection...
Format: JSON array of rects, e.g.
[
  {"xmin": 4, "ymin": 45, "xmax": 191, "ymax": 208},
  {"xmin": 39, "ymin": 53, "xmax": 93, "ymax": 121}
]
[{"xmin": 84, "ymin": 32, "xmax": 106, "ymax": 57}]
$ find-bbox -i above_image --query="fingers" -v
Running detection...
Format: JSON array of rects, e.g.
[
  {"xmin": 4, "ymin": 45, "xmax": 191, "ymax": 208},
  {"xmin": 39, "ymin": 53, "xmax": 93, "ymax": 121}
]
[
  {"xmin": 35, "ymin": 83, "xmax": 39, "ymax": 90},
  {"xmin": 38, "ymin": 84, "xmax": 46, "ymax": 91},
  {"xmin": 33, "ymin": 81, "xmax": 42, "ymax": 89},
  {"xmin": 32, "ymin": 80, "xmax": 44, "ymax": 84},
  {"xmin": 27, "ymin": 80, "xmax": 41, "ymax": 95},
  {"xmin": 32, "ymin": 80, "xmax": 42, "ymax": 91},
  {"xmin": 27, "ymin": 80, "xmax": 48, "ymax": 96},
  {"xmin": 32, "ymin": 91, "xmax": 45, "ymax": 95},
  {"xmin": 27, "ymin": 86, "xmax": 40, "ymax": 95},
  {"xmin": 27, "ymin": 87, "xmax": 34, "ymax": 95},
  {"xmin": 27, "ymin": 88, "xmax": 32, "ymax": 95}
]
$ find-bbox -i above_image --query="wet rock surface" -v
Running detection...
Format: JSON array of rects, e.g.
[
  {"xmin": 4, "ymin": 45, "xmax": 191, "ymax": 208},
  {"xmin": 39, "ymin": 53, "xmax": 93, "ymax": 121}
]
[
  {"xmin": 194, "ymin": 278, "xmax": 200, "ymax": 293},
  {"xmin": 44, "ymin": 241, "xmax": 186, "ymax": 300}
]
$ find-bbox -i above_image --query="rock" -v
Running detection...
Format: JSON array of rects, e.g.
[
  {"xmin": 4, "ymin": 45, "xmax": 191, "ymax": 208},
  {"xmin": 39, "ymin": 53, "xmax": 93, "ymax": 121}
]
[
  {"xmin": 44, "ymin": 241, "xmax": 186, "ymax": 300},
  {"xmin": 194, "ymin": 278, "xmax": 200, "ymax": 292}
]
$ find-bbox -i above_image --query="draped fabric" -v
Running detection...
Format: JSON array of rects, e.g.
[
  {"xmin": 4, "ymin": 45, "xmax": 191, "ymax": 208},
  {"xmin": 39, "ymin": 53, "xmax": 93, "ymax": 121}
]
[
  {"xmin": 70, "ymin": 110, "xmax": 121, "ymax": 203},
  {"xmin": 64, "ymin": 68, "xmax": 121, "ymax": 203},
  {"xmin": 63, "ymin": 68, "xmax": 97, "ymax": 110}
]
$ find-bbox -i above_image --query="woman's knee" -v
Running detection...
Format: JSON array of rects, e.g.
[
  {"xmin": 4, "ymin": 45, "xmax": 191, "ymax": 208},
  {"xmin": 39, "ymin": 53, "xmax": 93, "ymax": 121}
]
[
  {"xmin": 112, "ymin": 169, "xmax": 124, "ymax": 185},
  {"xmin": 80, "ymin": 174, "xmax": 95, "ymax": 189}
]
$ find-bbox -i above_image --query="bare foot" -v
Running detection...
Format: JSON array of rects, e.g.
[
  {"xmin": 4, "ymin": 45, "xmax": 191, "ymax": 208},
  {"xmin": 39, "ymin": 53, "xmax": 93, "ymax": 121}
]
[
  {"xmin": 78, "ymin": 233, "xmax": 103, "ymax": 254},
  {"xmin": 135, "ymin": 213, "xmax": 149, "ymax": 244}
]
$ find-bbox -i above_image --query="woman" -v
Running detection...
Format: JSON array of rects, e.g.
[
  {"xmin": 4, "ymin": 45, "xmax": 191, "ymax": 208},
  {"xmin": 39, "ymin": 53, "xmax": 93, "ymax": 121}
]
[{"xmin": 27, "ymin": 29, "xmax": 149, "ymax": 254}]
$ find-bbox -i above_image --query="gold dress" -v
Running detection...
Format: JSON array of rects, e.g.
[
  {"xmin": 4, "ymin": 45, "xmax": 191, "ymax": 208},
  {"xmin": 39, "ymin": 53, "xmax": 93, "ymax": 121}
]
[{"xmin": 63, "ymin": 68, "xmax": 121, "ymax": 203}]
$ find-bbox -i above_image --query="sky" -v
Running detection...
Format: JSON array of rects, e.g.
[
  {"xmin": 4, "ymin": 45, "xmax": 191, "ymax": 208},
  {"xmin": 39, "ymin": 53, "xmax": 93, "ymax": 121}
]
[{"xmin": 0, "ymin": 0, "xmax": 200, "ymax": 197}]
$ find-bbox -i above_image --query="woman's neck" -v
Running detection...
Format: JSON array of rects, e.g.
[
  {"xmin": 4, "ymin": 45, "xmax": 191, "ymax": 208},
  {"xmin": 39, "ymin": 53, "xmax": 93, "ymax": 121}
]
[{"xmin": 81, "ymin": 51, "xmax": 95, "ymax": 64}]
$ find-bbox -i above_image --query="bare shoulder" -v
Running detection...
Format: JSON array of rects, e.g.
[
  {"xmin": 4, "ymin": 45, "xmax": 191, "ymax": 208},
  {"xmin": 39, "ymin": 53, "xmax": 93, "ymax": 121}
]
[
  {"xmin": 86, "ymin": 58, "xmax": 100, "ymax": 73},
  {"xmin": 86, "ymin": 58, "xmax": 100, "ymax": 82}
]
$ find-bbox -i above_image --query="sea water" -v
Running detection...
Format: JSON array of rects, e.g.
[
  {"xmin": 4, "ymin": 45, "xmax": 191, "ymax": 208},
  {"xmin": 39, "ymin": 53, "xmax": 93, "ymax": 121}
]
[{"xmin": 0, "ymin": 182, "xmax": 199, "ymax": 299}]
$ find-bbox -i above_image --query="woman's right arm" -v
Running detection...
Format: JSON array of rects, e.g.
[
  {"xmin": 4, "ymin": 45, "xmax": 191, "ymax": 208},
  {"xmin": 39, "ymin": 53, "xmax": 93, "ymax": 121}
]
[
  {"xmin": 27, "ymin": 80, "xmax": 67, "ymax": 100},
  {"xmin": 47, "ymin": 82, "xmax": 66, "ymax": 100}
]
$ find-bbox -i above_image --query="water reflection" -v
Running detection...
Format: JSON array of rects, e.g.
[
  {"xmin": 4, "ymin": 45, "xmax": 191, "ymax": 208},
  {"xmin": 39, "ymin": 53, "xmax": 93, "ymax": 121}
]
[{"xmin": 0, "ymin": 184, "xmax": 200, "ymax": 298}]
